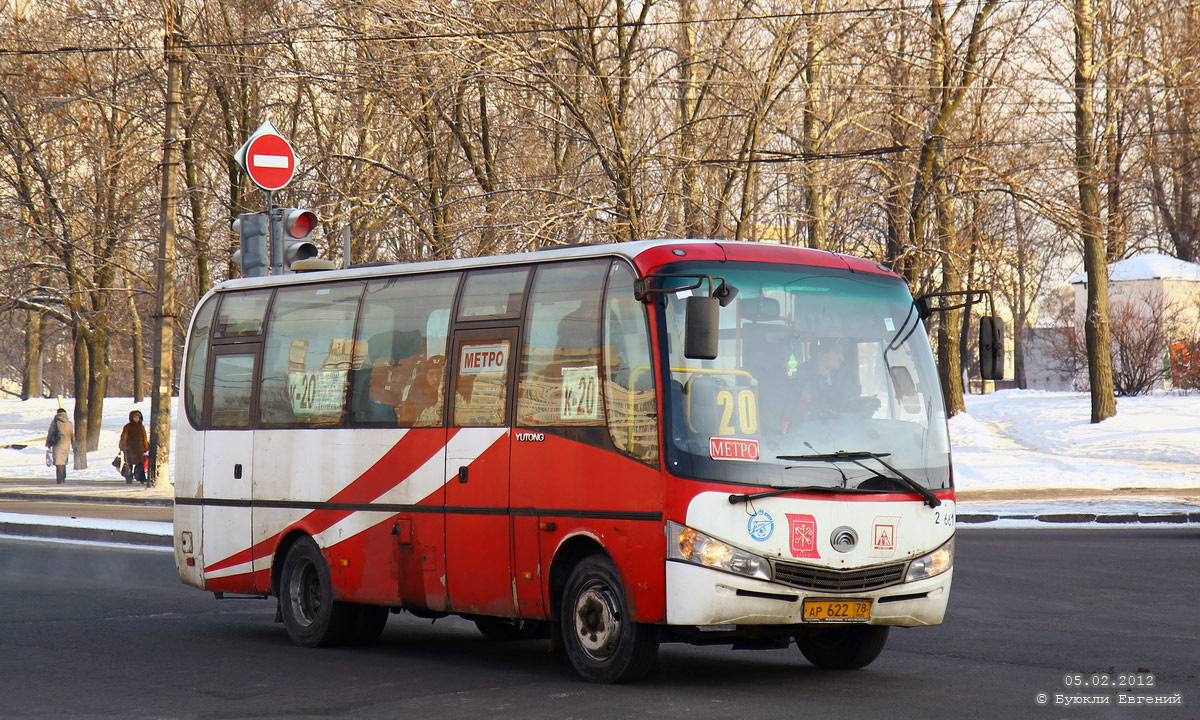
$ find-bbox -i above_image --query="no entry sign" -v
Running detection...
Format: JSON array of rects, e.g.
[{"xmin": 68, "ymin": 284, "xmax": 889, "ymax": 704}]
[{"xmin": 235, "ymin": 120, "xmax": 298, "ymax": 192}]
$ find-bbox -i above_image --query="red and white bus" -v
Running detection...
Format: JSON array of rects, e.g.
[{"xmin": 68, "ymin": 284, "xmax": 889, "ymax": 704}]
[{"xmin": 174, "ymin": 240, "xmax": 993, "ymax": 682}]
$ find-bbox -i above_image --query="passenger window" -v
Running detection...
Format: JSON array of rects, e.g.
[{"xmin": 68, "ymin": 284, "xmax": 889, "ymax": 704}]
[
  {"xmin": 350, "ymin": 273, "xmax": 459, "ymax": 426},
  {"xmin": 259, "ymin": 283, "xmax": 364, "ymax": 427},
  {"xmin": 452, "ymin": 334, "xmax": 513, "ymax": 427},
  {"xmin": 210, "ymin": 352, "xmax": 257, "ymax": 429},
  {"xmin": 184, "ymin": 298, "xmax": 216, "ymax": 428},
  {"xmin": 457, "ymin": 267, "xmax": 529, "ymax": 320},
  {"xmin": 517, "ymin": 261, "xmax": 607, "ymax": 427},
  {"xmin": 604, "ymin": 263, "xmax": 659, "ymax": 464},
  {"xmin": 214, "ymin": 290, "xmax": 271, "ymax": 338}
]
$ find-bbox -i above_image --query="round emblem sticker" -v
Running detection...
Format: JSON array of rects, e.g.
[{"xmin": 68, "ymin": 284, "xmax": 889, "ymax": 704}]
[{"xmin": 747, "ymin": 510, "xmax": 774, "ymax": 541}]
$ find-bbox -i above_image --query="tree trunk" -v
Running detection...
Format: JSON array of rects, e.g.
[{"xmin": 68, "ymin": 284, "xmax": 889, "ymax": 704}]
[
  {"xmin": 182, "ymin": 116, "xmax": 210, "ymax": 294},
  {"xmin": 150, "ymin": 22, "xmax": 184, "ymax": 485},
  {"xmin": 22, "ymin": 309, "xmax": 43, "ymax": 400},
  {"xmin": 128, "ymin": 284, "xmax": 145, "ymax": 403},
  {"xmin": 802, "ymin": 0, "xmax": 829, "ymax": 250},
  {"xmin": 1074, "ymin": 0, "xmax": 1117, "ymax": 423},
  {"xmin": 71, "ymin": 326, "xmax": 89, "ymax": 470},
  {"xmin": 1013, "ymin": 316, "xmax": 1027, "ymax": 388},
  {"xmin": 85, "ymin": 331, "xmax": 108, "ymax": 452},
  {"xmin": 676, "ymin": 0, "xmax": 702, "ymax": 239},
  {"xmin": 933, "ymin": 139, "xmax": 965, "ymax": 416}
]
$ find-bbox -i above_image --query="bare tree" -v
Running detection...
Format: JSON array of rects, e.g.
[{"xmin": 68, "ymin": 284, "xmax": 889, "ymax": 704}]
[{"xmin": 1074, "ymin": 0, "xmax": 1118, "ymax": 422}]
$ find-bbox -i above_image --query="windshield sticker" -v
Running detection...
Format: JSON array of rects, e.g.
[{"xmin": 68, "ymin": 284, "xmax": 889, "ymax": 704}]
[
  {"xmin": 561, "ymin": 365, "xmax": 600, "ymax": 420},
  {"xmin": 747, "ymin": 510, "xmax": 774, "ymax": 541},
  {"xmin": 871, "ymin": 516, "xmax": 900, "ymax": 558},
  {"xmin": 459, "ymin": 342, "xmax": 508, "ymax": 376},
  {"xmin": 884, "ymin": 317, "xmax": 895, "ymax": 331},
  {"xmin": 786, "ymin": 513, "xmax": 820, "ymax": 559},
  {"xmin": 709, "ymin": 437, "xmax": 759, "ymax": 462}
]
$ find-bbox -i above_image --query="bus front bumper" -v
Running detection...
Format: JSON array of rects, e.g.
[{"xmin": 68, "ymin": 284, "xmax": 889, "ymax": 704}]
[{"xmin": 664, "ymin": 560, "xmax": 952, "ymax": 628}]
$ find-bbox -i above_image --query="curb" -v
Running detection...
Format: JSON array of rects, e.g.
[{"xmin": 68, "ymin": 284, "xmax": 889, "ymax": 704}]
[
  {"xmin": 0, "ymin": 521, "xmax": 172, "ymax": 547},
  {"xmin": 0, "ymin": 491, "xmax": 173, "ymax": 507},
  {"xmin": 958, "ymin": 512, "xmax": 1200, "ymax": 525}
]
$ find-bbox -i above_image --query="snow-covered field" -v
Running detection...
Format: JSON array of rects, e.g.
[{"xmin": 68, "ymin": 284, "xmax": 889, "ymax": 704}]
[
  {"xmin": 1, "ymin": 390, "xmax": 1198, "ymax": 496},
  {"xmin": 950, "ymin": 389, "xmax": 1200, "ymax": 492}
]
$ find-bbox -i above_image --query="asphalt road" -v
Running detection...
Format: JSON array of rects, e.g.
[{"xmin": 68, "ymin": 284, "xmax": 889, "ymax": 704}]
[{"xmin": 1, "ymin": 528, "xmax": 1196, "ymax": 719}]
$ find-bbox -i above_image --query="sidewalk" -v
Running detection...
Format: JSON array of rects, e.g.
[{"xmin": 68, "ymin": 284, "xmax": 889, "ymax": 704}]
[
  {"xmin": 2, "ymin": 477, "xmax": 1198, "ymax": 551},
  {"xmin": 0, "ymin": 476, "xmax": 173, "ymax": 547}
]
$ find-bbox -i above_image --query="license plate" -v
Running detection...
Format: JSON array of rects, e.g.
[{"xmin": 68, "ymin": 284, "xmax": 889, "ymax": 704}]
[{"xmin": 802, "ymin": 599, "xmax": 872, "ymax": 622}]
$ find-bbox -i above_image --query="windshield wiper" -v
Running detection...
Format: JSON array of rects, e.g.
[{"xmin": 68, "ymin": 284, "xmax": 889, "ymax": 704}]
[
  {"xmin": 776, "ymin": 451, "xmax": 942, "ymax": 508},
  {"xmin": 728, "ymin": 484, "xmax": 886, "ymax": 505}
]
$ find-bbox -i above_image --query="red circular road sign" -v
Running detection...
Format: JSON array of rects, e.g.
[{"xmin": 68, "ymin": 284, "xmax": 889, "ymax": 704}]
[{"xmin": 243, "ymin": 132, "xmax": 296, "ymax": 191}]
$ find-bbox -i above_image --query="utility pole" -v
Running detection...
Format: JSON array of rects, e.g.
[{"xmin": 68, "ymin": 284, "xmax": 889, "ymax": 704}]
[{"xmin": 150, "ymin": 13, "xmax": 183, "ymax": 486}]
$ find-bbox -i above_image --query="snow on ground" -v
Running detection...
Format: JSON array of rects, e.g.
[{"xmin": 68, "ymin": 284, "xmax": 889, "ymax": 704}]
[
  {"xmin": 950, "ymin": 389, "xmax": 1200, "ymax": 492},
  {"xmin": 1, "ymin": 390, "xmax": 1198, "ymax": 496},
  {"xmin": 0, "ymin": 397, "xmax": 178, "ymax": 484},
  {"xmin": 0, "ymin": 510, "xmax": 171, "ymax": 535}
]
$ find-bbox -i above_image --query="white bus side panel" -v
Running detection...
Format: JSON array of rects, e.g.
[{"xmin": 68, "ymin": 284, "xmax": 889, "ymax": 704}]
[
  {"xmin": 249, "ymin": 428, "xmax": 415, "ymax": 584},
  {"xmin": 200, "ymin": 430, "xmax": 255, "ymax": 588},
  {"xmin": 174, "ymin": 418, "xmax": 204, "ymax": 589}
]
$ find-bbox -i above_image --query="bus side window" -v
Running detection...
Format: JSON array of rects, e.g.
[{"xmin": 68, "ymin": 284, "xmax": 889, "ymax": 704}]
[
  {"xmin": 213, "ymin": 290, "xmax": 271, "ymax": 338},
  {"xmin": 457, "ymin": 267, "xmax": 528, "ymax": 320},
  {"xmin": 259, "ymin": 283, "xmax": 364, "ymax": 427},
  {"xmin": 350, "ymin": 273, "xmax": 459, "ymax": 427},
  {"xmin": 516, "ymin": 261, "xmax": 607, "ymax": 427},
  {"xmin": 183, "ymin": 298, "xmax": 216, "ymax": 428},
  {"xmin": 604, "ymin": 263, "xmax": 659, "ymax": 465}
]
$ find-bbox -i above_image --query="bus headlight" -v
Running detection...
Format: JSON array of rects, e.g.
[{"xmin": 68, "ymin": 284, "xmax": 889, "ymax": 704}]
[
  {"xmin": 667, "ymin": 521, "xmax": 770, "ymax": 581},
  {"xmin": 905, "ymin": 537, "xmax": 954, "ymax": 583}
]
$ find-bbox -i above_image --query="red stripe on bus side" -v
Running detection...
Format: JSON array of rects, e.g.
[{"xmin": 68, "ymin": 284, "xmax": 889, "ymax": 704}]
[{"xmin": 203, "ymin": 428, "xmax": 459, "ymax": 574}]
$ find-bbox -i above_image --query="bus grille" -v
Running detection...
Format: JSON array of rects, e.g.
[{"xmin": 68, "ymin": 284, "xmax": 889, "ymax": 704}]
[{"xmin": 772, "ymin": 560, "xmax": 906, "ymax": 592}]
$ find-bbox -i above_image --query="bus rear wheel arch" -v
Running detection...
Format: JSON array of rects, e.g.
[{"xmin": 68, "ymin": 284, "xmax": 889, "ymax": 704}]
[
  {"xmin": 795, "ymin": 624, "xmax": 889, "ymax": 669},
  {"xmin": 278, "ymin": 535, "xmax": 360, "ymax": 647},
  {"xmin": 560, "ymin": 554, "xmax": 659, "ymax": 683}
]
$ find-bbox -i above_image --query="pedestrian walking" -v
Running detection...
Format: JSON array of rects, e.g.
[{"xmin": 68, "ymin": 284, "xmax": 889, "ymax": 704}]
[
  {"xmin": 45, "ymin": 408, "xmax": 74, "ymax": 484},
  {"xmin": 119, "ymin": 410, "xmax": 149, "ymax": 485}
]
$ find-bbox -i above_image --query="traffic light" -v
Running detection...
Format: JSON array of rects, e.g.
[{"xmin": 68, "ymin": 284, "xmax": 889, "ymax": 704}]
[
  {"xmin": 231, "ymin": 212, "xmax": 269, "ymax": 278},
  {"xmin": 280, "ymin": 208, "xmax": 318, "ymax": 272}
]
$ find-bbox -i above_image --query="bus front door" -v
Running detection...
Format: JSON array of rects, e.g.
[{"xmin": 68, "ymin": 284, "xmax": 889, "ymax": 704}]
[{"xmin": 444, "ymin": 328, "xmax": 518, "ymax": 616}]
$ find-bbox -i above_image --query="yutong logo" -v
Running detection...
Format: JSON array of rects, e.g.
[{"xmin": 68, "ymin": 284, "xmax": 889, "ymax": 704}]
[
  {"xmin": 830, "ymin": 526, "xmax": 858, "ymax": 553},
  {"xmin": 515, "ymin": 432, "xmax": 545, "ymax": 442}
]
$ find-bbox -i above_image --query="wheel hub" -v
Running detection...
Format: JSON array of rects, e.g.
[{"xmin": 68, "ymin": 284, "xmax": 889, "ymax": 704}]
[
  {"xmin": 287, "ymin": 558, "xmax": 321, "ymax": 628},
  {"xmin": 573, "ymin": 582, "xmax": 621, "ymax": 661}
]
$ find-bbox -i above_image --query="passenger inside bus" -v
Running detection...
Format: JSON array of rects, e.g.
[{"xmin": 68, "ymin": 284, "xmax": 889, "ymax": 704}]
[
  {"xmin": 356, "ymin": 330, "xmax": 422, "ymax": 423},
  {"xmin": 406, "ymin": 355, "xmax": 446, "ymax": 426}
]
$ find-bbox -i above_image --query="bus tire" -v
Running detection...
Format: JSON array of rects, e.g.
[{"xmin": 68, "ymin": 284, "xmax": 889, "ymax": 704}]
[
  {"xmin": 474, "ymin": 617, "xmax": 549, "ymax": 641},
  {"xmin": 279, "ymin": 536, "xmax": 355, "ymax": 648},
  {"xmin": 560, "ymin": 555, "xmax": 659, "ymax": 683},
  {"xmin": 796, "ymin": 625, "xmax": 889, "ymax": 669}
]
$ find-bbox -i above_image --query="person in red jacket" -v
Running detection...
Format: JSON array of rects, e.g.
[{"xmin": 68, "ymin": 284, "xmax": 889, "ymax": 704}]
[{"xmin": 119, "ymin": 410, "xmax": 149, "ymax": 485}]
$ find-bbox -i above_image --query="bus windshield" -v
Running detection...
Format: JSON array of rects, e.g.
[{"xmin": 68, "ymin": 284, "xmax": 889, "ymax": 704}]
[{"xmin": 657, "ymin": 261, "xmax": 951, "ymax": 492}]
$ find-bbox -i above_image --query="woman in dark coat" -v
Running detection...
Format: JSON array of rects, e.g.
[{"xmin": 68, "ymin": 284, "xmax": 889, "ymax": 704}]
[
  {"xmin": 45, "ymin": 408, "xmax": 74, "ymax": 484},
  {"xmin": 119, "ymin": 410, "xmax": 149, "ymax": 485}
]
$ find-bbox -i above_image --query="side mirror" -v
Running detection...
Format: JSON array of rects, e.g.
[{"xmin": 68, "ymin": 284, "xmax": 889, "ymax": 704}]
[
  {"xmin": 979, "ymin": 316, "xmax": 1005, "ymax": 381},
  {"xmin": 684, "ymin": 296, "xmax": 719, "ymax": 360}
]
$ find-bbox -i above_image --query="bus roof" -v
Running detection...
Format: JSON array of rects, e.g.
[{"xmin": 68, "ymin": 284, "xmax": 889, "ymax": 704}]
[{"xmin": 206, "ymin": 239, "xmax": 899, "ymax": 296}]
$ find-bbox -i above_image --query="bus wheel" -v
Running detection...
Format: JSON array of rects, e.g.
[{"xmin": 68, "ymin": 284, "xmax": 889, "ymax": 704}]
[
  {"xmin": 474, "ymin": 617, "xmax": 549, "ymax": 641},
  {"xmin": 279, "ymin": 536, "xmax": 355, "ymax": 647},
  {"xmin": 560, "ymin": 555, "xmax": 659, "ymax": 683},
  {"xmin": 796, "ymin": 625, "xmax": 889, "ymax": 669}
]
